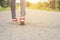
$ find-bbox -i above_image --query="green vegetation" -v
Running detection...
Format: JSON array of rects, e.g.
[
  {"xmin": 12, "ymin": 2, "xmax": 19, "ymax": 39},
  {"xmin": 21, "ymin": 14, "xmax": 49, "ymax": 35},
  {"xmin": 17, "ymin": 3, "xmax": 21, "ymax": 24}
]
[
  {"xmin": 0, "ymin": 6, "xmax": 10, "ymax": 11},
  {"xmin": 0, "ymin": 0, "xmax": 10, "ymax": 11},
  {"xmin": 0, "ymin": 0, "xmax": 20, "ymax": 11},
  {"xmin": 0, "ymin": 0, "xmax": 60, "ymax": 12},
  {"xmin": 0, "ymin": 0, "xmax": 9, "ymax": 8},
  {"xmin": 56, "ymin": 0, "xmax": 60, "ymax": 10},
  {"xmin": 16, "ymin": 3, "xmax": 20, "ymax": 8},
  {"xmin": 0, "ymin": 3, "xmax": 19, "ymax": 11},
  {"xmin": 26, "ymin": 0, "xmax": 60, "ymax": 12}
]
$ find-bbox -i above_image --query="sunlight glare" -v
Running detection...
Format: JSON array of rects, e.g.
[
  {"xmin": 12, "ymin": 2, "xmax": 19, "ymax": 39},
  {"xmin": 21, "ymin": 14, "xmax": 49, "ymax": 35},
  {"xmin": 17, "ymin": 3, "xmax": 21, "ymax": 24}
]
[{"xmin": 16, "ymin": 0, "xmax": 49, "ymax": 3}]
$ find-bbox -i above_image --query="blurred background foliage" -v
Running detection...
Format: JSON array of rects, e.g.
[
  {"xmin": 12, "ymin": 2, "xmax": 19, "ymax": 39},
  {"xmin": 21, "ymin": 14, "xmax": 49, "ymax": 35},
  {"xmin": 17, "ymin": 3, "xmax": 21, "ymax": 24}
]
[
  {"xmin": 26, "ymin": 0, "xmax": 60, "ymax": 11},
  {"xmin": 0, "ymin": 0, "xmax": 60, "ymax": 11},
  {"xmin": 0, "ymin": 0, "xmax": 9, "ymax": 8}
]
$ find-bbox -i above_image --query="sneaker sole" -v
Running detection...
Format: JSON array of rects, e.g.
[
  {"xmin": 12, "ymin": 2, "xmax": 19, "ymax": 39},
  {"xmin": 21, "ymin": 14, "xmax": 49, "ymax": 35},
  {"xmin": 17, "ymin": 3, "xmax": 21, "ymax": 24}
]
[{"xmin": 20, "ymin": 21, "xmax": 25, "ymax": 25}]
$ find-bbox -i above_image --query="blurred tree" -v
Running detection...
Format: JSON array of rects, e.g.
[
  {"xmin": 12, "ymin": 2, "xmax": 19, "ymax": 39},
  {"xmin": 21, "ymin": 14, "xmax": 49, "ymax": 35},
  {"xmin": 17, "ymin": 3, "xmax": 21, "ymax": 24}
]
[
  {"xmin": 56, "ymin": 0, "xmax": 60, "ymax": 10},
  {"xmin": 49, "ymin": 0, "xmax": 55, "ymax": 10},
  {"xmin": 0, "ymin": 0, "xmax": 9, "ymax": 8},
  {"xmin": 26, "ymin": 1, "xmax": 31, "ymax": 7},
  {"xmin": 42, "ymin": 2, "xmax": 49, "ymax": 8},
  {"xmin": 36, "ymin": 2, "xmax": 43, "ymax": 9}
]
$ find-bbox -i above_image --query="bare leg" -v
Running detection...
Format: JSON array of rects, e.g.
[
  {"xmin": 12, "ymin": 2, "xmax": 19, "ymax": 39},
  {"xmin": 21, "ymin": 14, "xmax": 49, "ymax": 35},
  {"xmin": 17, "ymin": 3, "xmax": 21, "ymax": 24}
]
[{"xmin": 11, "ymin": 0, "xmax": 16, "ymax": 19}]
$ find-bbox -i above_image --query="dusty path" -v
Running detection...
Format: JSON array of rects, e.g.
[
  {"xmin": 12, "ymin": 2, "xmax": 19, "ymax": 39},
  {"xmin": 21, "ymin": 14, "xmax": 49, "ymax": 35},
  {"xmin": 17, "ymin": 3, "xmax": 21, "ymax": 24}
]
[{"xmin": 0, "ymin": 9, "xmax": 60, "ymax": 40}]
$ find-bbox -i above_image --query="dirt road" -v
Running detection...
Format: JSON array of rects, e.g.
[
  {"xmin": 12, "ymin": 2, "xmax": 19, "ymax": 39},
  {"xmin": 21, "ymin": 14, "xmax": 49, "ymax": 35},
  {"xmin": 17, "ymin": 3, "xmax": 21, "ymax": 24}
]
[{"xmin": 0, "ymin": 9, "xmax": 60, "ymax": 40}]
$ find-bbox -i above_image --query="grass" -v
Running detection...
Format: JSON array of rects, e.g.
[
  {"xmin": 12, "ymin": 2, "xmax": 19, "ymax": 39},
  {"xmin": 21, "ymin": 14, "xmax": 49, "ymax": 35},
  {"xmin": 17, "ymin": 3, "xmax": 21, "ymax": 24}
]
[
  {"xmin": 28, "ymin": 6, "xmax": 60, "ymax": 12},
  {"xmin": 0, "ymin": 3, "xmax": 20, "ymax": 11},
  {"xmin": 0, "ymin": 6, "xmax": 10, "ymax": 11},
  {"xmin": 0, "ymin": 4, "xmax": 60, "ymax": 12}
]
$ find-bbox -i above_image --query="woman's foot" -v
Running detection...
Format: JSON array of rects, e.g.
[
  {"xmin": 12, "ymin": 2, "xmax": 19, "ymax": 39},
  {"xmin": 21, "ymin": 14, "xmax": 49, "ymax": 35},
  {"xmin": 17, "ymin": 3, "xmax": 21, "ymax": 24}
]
[
  {"xmin": 12, "ymin": 18, "xmax": 18, "ymax": 23},
  {"xmin": 20, "ymin": 17, "xmax": 25, "ymax": 25}
]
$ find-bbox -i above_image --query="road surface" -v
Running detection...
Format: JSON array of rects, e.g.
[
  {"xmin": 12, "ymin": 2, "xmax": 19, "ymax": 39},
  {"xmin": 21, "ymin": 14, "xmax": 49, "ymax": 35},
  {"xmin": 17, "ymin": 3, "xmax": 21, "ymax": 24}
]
[{"xmin": 0, "ymin": 9, "xmax": 60, "ymax": 40}]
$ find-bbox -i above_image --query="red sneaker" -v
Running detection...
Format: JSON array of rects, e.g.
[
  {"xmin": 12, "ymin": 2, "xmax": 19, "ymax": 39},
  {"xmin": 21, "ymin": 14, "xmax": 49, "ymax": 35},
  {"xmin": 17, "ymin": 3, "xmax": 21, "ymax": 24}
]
[
  {"xmin": 20, "ymin": 17, "xmax": 25, "ymax": 21},
  {"xmin": 20, "ymin": 17, "xmax": 25, "ymax": 25},
  {"xmin": 12, "ymin": 19, "xmax": 18, "ymax": 23}
]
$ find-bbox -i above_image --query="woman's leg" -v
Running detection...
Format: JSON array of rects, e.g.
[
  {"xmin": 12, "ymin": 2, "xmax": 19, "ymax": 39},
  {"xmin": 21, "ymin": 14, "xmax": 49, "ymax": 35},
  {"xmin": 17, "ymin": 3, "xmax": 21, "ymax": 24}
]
[
  {"xmin": 20, "ymin": 0, "xmax": 26, "ymax": 25},
  {"xmin": 20, "ymin": 0, "xmax": 26, "ymax": 17},
  {"xmin": 11, "ymin": 0, "xmax": 16, "ymax": 19},
  {"xmin": 10, "ymin": 0, "xmax": 17, "ymax": 23}
]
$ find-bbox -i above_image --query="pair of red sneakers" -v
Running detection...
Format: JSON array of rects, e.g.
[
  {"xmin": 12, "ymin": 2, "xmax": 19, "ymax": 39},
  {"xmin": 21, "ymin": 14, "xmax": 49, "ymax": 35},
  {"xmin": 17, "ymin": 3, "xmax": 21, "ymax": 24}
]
[{"xmin": 12, "ymin": 17, "xmax": 25, "ymax": 25}]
